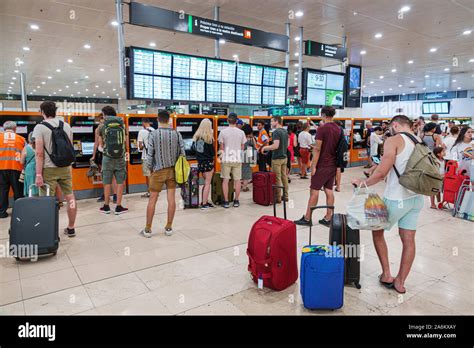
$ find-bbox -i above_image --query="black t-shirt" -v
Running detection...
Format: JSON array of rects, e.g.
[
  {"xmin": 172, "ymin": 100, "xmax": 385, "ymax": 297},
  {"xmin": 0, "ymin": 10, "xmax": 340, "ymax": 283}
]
[{"xmin": 193, "ymin": 139, "xmax": 215, "ymax": 162}]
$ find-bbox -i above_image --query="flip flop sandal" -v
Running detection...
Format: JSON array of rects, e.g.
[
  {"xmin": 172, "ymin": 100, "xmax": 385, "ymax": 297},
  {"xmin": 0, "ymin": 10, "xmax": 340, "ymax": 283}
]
[
  {"xmin": 378, "ymin": 275, "xmax": 394, "ymax": 289},
  {"xmin": 392, "ymin": 283, "xmax": 406, "ymax": 294}
]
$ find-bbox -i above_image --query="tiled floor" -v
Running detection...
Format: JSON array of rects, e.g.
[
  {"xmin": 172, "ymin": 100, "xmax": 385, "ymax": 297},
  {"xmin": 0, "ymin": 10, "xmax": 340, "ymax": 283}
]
[{"xmin": 0, "ymin": 167, "xmax": 472, "ymax": 316}]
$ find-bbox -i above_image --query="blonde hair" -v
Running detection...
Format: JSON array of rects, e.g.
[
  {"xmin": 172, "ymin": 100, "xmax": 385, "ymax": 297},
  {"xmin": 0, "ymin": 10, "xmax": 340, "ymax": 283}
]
[{"xmin": 193, "ymin": 118, "xmax": 214, "ymax": 144}]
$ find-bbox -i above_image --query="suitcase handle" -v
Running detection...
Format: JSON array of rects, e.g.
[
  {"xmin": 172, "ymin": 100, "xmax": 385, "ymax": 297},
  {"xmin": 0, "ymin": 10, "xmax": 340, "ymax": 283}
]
[
  {"xmin": 308, "ymin": 205, "xmax": 335, "ymax": 245},
  {"xmin": 272, "ymin": 185, "xmax": 286, "ymax": 219},
  {"xmin": 29, "ymin": 184, "xmax": 50, "ymax": 197}
]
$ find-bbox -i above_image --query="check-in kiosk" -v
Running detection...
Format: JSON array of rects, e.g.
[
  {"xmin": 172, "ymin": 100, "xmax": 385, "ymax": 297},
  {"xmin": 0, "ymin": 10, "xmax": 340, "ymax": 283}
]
[
  {"xmin": 0, "ymin": 112, "xmax": 43, "ymax": 141},
  {"xmin": 174, "ymin": 115, "xmax": 214, "ymax": 161},
  {"xmin": 125, "ymin": 114, "xmax": 158, "ymax": 194},
  {"xmin": 69, "ymin": 114, "xmax": 103, "ymax": 199},
  {"xmin": 350, "ymin": 119, "xmax": 369, "ymax": 166}
]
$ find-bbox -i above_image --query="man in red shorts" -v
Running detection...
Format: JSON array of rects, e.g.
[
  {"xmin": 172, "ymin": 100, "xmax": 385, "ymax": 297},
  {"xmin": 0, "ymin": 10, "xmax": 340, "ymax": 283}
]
[{"xmin": 294, "ymin": 106, "xmax": 340, "ymax": 227}]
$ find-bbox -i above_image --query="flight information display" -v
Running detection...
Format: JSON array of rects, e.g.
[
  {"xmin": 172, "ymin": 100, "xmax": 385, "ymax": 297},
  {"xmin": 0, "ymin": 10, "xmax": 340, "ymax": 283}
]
[
  {"xmin": 303, "ymin": 68, "xmax": 345, "ymax": 109},
  {"xmin": 129, "ymin": 47, "xmax": 288, "ymax": 105}
]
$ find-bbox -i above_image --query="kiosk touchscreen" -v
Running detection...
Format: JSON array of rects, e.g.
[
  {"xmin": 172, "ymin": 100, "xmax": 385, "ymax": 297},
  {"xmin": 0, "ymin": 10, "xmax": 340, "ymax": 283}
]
[
  {"xmin": 175, "ymin": 115, "xmax": 214, "ymax": 160},
  {"xmin": 0, "ymin": 113, "xmax": 43, "ymax": 141}
]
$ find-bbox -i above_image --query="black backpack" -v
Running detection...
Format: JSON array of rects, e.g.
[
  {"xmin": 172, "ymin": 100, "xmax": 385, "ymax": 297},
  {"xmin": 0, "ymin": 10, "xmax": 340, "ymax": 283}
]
[
  {"xmin": 41, "ymin": 121, "xmax": 75, "ymax": 167},
  {"xmin": 335, "ymin": 128, "xmax": 349, "ymax": 171}
]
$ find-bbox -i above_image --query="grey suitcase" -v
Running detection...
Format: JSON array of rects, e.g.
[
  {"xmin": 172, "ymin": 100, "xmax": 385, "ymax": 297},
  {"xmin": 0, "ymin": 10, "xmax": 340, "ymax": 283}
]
[{"xmin": 9, "ymin": 185, "xmax": 59, "ymax": 261}]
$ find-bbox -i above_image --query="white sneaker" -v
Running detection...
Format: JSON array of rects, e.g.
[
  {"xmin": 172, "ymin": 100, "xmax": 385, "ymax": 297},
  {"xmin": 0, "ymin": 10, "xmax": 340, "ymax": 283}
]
[
  {"xmin": 164, "ymin": 227, "xmax": 173, "ymax": 236},
  {"xmin": 141, "ymin": 228, "xmax": 152, "ymax": 238}
]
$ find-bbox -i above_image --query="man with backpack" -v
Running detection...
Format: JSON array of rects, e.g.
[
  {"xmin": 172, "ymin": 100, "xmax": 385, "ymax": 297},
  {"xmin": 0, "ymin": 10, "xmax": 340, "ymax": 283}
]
[
  {"xmin": 98, "ymin": 106, "xmax": 128, "ymax": 215},
  {"xmin": 294, "ymin": 106, "xmax": 342, "ymax": 228},
  {"xmin": 137, "ymin": 118, "xmax": 155, "ymax": 197},
  {"xmin": 352, "ymin": 115, "xmax": 441, "ymax": 294},
  {"xmin": 34, "ymin": 101, "xmax": 77, "ymax": 237}
]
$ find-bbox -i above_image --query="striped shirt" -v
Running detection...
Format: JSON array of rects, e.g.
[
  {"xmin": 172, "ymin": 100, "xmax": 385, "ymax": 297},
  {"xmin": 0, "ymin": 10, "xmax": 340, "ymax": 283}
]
[{"xmin": 145, "ymin": 127, "xmax": 185, "ymax": 172}]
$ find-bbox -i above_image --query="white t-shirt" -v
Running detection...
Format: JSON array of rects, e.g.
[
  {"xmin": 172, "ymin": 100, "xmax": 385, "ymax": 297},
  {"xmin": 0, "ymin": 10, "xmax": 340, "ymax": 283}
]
[
  {"xmin": 442, "ymin": 136, "xmax": 456, "ymax": 160},
  {"xmin": 370, "ymin": 133, "xmax": 383, "ymax": 157},
  {"xmin": 32, "ymin": 118, "xmax": 73, "ymax": 168},
  {"xmin": 452, "ymin": 142, "xmax": 473, "ymax": 177},
  {"xmin": 218, "ymin": 126, "xmax": 246, "ymax": 163},
  {"xmin": 137, "ymin": 126, "xmax": 155, "ymax": 160},
  {"xmin": 298, "ymin": 131, "xmax": 313, "ymax": 149}
]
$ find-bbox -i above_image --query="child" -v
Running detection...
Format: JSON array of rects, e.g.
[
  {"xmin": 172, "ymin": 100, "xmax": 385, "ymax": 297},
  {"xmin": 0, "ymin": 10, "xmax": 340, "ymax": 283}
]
[{"xmin": 431, "ymin": 146, "xmax": 446, "ymax": 209}]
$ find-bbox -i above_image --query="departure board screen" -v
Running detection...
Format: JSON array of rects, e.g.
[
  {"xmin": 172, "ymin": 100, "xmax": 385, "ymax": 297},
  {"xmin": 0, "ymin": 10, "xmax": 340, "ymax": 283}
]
[
  {"xmin": 303, "ymin": 68, "xmax": 345, "ymax": 109},
  {"xmin": 129, "ymin": 47, "xmax": 288, "ymax": 105}
]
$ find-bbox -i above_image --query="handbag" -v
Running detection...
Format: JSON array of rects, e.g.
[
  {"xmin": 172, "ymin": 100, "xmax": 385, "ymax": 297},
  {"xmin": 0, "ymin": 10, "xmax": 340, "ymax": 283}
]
[{"xmin": 19, "ymin": 154, "xmax": 34, "ymax": 184}]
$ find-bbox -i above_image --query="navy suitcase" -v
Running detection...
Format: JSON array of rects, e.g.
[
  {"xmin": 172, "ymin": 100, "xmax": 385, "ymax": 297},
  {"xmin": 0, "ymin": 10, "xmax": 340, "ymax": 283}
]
[
  {"xmin": 300, "ymin": 206, "xmax": 344, "ymax": 310},
  {"xmin": 9, "ymin": 185, "xmax": 59, "ymax": 261}
]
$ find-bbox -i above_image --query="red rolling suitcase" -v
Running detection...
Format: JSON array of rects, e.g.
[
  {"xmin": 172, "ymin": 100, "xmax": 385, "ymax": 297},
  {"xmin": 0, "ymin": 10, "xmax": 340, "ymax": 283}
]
[
  {"xmin": 247, "ymin": 185, "xmax": 298, "ymax": 291},
  {"xmin": 439, "ymin": 160, "xmax": 469, "ymax": 208},
  {"xmin": 252, "ymin": 171, "xmax": 276, "ymax": 206}
]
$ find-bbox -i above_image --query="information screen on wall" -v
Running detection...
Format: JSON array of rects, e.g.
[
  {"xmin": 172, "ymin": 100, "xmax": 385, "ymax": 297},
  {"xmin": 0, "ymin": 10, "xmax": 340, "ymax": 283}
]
[
  {"xmin": 128, "ymin": 46, "xmax": 288, "ymax": 105},
  {"xmin": 302, "ymin": 68, "xmax": 345, "ymax": 109},
  {"xmin": 346, "ymin": 65, "xmax": 362, "ymax": 108}
]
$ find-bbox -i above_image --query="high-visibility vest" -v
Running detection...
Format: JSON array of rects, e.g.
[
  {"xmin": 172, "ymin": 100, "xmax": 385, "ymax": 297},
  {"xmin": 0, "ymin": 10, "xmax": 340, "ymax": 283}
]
[
  {"xmin": 256, "ymin": 129, "xmax": 269, "ymax": 150},
  {"xmin": 0, "ymin": 131, "xmax": 26, "ymax": 171}
]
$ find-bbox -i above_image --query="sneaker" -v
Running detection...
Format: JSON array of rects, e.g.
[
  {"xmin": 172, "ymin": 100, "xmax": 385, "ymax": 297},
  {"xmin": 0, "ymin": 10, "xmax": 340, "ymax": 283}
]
[
  {"xmin": 100, "ymin": 204, "xmax": 111, "ymax": 214},
  {"xmin": 141, "ymin": 192, "xmax": 150, "ymax": 198},
  {"xmin": 113, "ymin": 194, "xmax": 117, "ymax": 204},
  {"xmin": 201, "ymin": 203, "xmax": 211, "ymax": 210},
  {"xmin": 222, "ymin": 201, "xmax": 230, "ymax": 209},
  {"xmin": 233, "ymin": 200, "xmax": 240, "ymax": 208},
  {"xmin": 294, "ymin": 216, "xmax": 312, "ymax": 226},
  {"xmin": 115, "ymin": 205, "xmax": 129, "ymax": 215},
  {"xmin": 0, "ymin": 212, "xmax": 8, "ymax": 219},
  {"xmin": 165, "ymin": 227, "xmax": 173, "ymax": 236},
  {"xmin": 141, "ymin": 228, "xmax": 152, "ymax": 238},
  {"xmin": 319, "ymin": 218, "xmax": 331, "ymax": 227},
  {"xmin": 97, "ymin": 195, "xmax": 105, "ymax": 202},
  {"xmin": 207, "ymin": 202, "xmax": 215, "ymax": 208},
  {"xmin": 300, "ymin": 176, "xmax": 309, "ymax": 180},
  {"xmin": 63, "ymin": 227, "xmax": 76, "ymax": 238}
]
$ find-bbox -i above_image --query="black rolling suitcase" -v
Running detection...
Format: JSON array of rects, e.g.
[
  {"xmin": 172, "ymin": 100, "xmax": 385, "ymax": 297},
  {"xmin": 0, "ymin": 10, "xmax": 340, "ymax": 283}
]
[
  {"xmin": 329, "ymin": 214, "xmax": 361, "ymax": 289},
  {"xmin": 9, "ymin": 184, "xmax": 59, "ymax": 261}
]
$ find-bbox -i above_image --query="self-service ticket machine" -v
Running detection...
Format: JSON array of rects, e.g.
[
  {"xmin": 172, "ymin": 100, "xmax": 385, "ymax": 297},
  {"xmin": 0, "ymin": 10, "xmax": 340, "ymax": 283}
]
[
  {"xmin": 350, "ymin": 119, "xmax": 369, "ymax": 166},
  {"xmin": 175, "ymin": 115, "xmax": 214, "ymax": 162},
  {"xmin": 69, "ymin": 115, "xmax": 103, "ymax": 199},
  {"xmin": 0, "ymin": 112, "xmax": 43, "ymax": 141},
  {"xmin": 126, "ymin": 114, "xmax": 158, "ymax": 194}
]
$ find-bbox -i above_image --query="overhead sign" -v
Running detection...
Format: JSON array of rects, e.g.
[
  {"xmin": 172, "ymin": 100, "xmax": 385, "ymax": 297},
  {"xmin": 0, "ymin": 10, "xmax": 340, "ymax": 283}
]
[
  {"xmin": 129, "ymin": 2, "xmax": 288, "ymax": 52},
  {"xmin": 304, "ymin": 40, "xmax": 347, "ymax": 61}
]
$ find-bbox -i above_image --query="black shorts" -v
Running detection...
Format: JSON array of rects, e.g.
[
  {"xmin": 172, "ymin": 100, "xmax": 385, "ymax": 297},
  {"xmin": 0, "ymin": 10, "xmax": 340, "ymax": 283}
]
[
  {"xmin": 198, "ymin": 160, "xmax": 214, "ymax": 173},
  {"xmin": 96, "ymin": 151, "xmax": 103, "ymax": 167}
]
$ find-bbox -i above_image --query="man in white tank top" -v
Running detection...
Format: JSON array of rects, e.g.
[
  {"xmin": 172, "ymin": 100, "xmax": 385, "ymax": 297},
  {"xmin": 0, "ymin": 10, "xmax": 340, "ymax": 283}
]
[{"xmin": 352, "ymin": 115, "xmax": 423, "ymax": 295}]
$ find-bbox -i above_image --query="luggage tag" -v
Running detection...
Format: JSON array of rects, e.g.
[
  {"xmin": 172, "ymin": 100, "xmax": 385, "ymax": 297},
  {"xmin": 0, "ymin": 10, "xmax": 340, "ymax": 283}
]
[{"xmin": 258, "ymin": 273, "xmax": 263, "ymax": 290}]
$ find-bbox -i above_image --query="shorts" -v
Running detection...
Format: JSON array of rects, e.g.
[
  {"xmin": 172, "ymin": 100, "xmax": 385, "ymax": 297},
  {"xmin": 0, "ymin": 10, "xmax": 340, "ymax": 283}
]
[
  {"xmin": 221, "ymin": 162, "xmax": 242, "ymax": 181},
  {"xmin": 41, "ymin": 166, "xmax": 73, "ymax": 196},
  {"xmin": 310, "ymin": 166, "xmax": 336, "ymax": 191},
  {"xmin": 149, "ymin": 167, "xmax": 176, "ymax": 193},
  {"xmin": 95, "ymin": 151, "xmax": 103, "ymax": 167},
  {"xmin": 198, "ymin": 160, "xmax": 214, "ymax": 173},
  {"xmin": 384, "ymin": 196, "xmax": 424, "ymax": 231},
  {"xmin": 142, "ymin": 161, "xmax": 151, "ymax": 177},
  {"xmin": 300, "ymin": 148, "xmax": 310, "ymax": 164},
  {"xmin": 102, "ymin": 156, "xmax": 127, "ymax": 185}
]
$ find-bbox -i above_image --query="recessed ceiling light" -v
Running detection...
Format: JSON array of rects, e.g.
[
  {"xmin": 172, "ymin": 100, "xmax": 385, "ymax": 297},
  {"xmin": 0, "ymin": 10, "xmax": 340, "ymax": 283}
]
[
  {"xmin": 30, "ymin": 24, "xmax": 39, "ymax": 30},
  {"xmin": 389, "ymin": 88, "xmax": 393, "ymax": 91},
  {"xmin": 374, "ymin": 94, "xmax": 378, "ymax": 96},
  {"xmin": 400, "ymin": 6, "xmax": 411, "ymax": 12},
  {"xmin": 41, "ymin": 81, "xmax": 46, "ymax": 85},
  {"xmin": 294, "ymin": 52, "xmax": 299, "ymax": 57},
  {"xmin": 65, "ymin": 85, "xmax": 69, "ymax": 88},
  {"xmin": 457, "ymin": 87, "xmax": 462, "ymax": 90},
  {"xmin": 370, "ymin": 81, "xmax": 374, "ymax": 84},
  {"xmin": 47, "ymin": 76, "xmax": 52, "ymax": 79},
  {"xmin": 53, "ymin": 92, "xmax": 56, "ymax": 95},
  {"xmin": 379, "ymin": 75, "xmax": 384, "ymax": 79},
  {"xmin": 374, "ymin": 33, "xmax": 383, "ymax": 39},
  {"xmin": 411, "ymin": 90, "xmax": 415, "ymax": 93},
  {"xmin": 23, "ymin": 47, "xmax": 30, "ymax": 51},
  {"xmin": 424, "ymin": 75, "xmax": 430, "ymax": 78},
  {"xmin": 56, "ymin": 69, "xmax": 61, "ymax": 72},
  {"xmin": 14, "ymin": 70, "xmax": 19, "ymax": 73},
  {"xmin": 381, "ymin": 91, "xmax": 385, "ymax": 94},
  {"xmin": 436, "ymin": 84, "xmax": 440, "ymax": 87},
  {"xmin": 408, "ymin": 60, "xmax": 414, "ymax": 64},
  {"xmin": 362, "ymin": 85, "xmax": 366, "ymax": 88},
  {"xmin": 429, "ymin": 48, "xmax": 437, "ymax": 53},
  {"xmin": 452, "ymin": 79, "xmax": 457, "ymax": 82},
  {"xmin": 48, "ymin": 94, "xmax": 51, "ymax": 97},
  {"xmin": 36, "ymin": 86, "xmax": 40, "ymax": 89},
  {"xmin": 11, "ymin": 77, "xmax": 16, "ymax": 80},
  {"xmin": 294, "ymin": 63, "xmax": 299, "ymax": 67},
  {"xmin": 295, "ymin": 37, "xmax": 300, "ymax": 41},
  {"xmin": 74, "ymin": 81, "xmax": 78, "ymax": 84},
  {"xmin": 469, "ymin": 58, "xmax": 474, "ymax": 63},
  {"xmin": 58, "ymin": 89, "xmax": 62, "ymax": 92},
  {"xmin": 85, "ymin": 75, "xmax": 89, "ymax": 79},
  {"xmin": 111, "ymin": 21, "xmax": 119, "ymax": 26},
  {"xmin": 219, "ymin": 39, "xmax": 225, "ymax": 44},
  {"xmin": 10, "ymin": 82, "xmax": 14, "ymax": 85},
  {"xmin": 116, "ymin": 93, "xmax": 119, "ymax": 96},
  {"xmin": 410, "ymin": 80, "xmax": 414, "ymax": 83},
  {"xmin": 443, "ymin": 90, "xmax": 447, "ymax": 93},
  {"xmin": 233, "ymin": 54, "xmax": 239, "ymax": 59},
  {"xmin": 422, "ymin": 87, "xmax": 426, "ymax": 90},
  {"xmin": 391, "ymin": 69, "xmax": 397, "ymax": 73},
  {"xmin": 149, "ymin": 42, "xmax": 156, "ymax": 47},
  {"xmin": 107, "ymin": 80, "xmax": 111, "ymax": 84},
  {"xmin": 77, "ymin": 92, "xmax": 81, "ymax": 94},
  {"xmin": 444, "ymin": 68, "xmax": 450, "ymax": 71},
  {"xmin": 84, "ymin": 44, "xmax": 91, "ymax": 49},
  {"xmin": 85, "ymin": 88, "xmax": 89, "ymax": 92},
  {"xmin": 295, "ymin": 11, "xmax": 304, "ymax": 17},
  {"xmin": 101, "ymin": 91, "xmax": 105, "ymax": 94},
  {"xmin": 99, "ymin": 68, "xmax": 105, "ymax": 72},
  {"xmin": 462, "ymin": 30, "xmax": 472, "ymax": 35},
  {"xmin": 95, "ymin": 85, "xmax": 99, "ymax": 88},
  {"xmin": 93, "ymin": 94, "xmax": 96, "ymax": 96},
  {"xmin": 112, "ymin": 88, "xmax": 116, "ymax": 91},
  {"xmin": 67, "ymin": 59, "xmax": 73, "ymax": 63},
  {"xmin": 360, "ymin": 50, "xmax": 367, "ymax": 55},
  {"xmin": 33, "ymin": 89, "xmax": 36, "ymax": 92}
]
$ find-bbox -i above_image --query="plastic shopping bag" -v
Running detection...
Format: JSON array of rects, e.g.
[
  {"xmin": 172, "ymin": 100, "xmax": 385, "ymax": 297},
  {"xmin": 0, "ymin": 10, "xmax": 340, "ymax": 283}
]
[{"xmin": 347, "ymin": 184, "xmax": 389, "ymax": 230}]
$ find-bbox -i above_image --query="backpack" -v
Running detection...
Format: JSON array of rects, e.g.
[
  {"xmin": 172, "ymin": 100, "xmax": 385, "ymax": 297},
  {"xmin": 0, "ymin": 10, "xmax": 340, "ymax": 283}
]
[
  {"xmin": 335, "ymin": 128, "xmax": 349, "ymax": 170},
  {"xmin": 142, "ymin": 128, "xmax": 153, "ymax": 155},
  {"xmin": 40, "ymin": 121, "xmax": 75, "ymax": 167},
  {"xmin": 393, "ymin": 132, "xmax": 442, "ymax": 196},
  {"xmin": 103, "ymin": 117, "xmax": 125, "ymax": 158}
]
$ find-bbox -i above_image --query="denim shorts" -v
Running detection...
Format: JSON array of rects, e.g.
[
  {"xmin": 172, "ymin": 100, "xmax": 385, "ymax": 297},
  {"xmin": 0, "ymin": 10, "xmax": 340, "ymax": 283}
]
[{"xmin": 384, "ymin": 196, "xmax": 424, "ymax": 231}]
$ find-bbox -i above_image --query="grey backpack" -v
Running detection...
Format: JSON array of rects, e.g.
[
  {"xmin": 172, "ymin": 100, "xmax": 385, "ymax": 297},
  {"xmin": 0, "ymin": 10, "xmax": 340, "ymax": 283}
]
[{"xmin": 393, "ymin": 132, "xmax": 442, "ymax": 196}]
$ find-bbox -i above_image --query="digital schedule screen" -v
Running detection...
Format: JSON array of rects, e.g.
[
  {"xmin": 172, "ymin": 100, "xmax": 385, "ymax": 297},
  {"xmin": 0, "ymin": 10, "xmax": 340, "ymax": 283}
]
[
  {"xmin": 303, "ymin": 68, "xmax": 345, "ymax": 109},
  {"xmin": 128, "ymin": 47, "xmax": 288, "ymax": 105}
]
